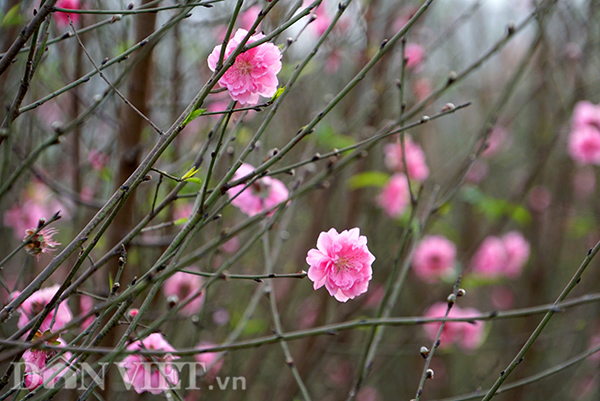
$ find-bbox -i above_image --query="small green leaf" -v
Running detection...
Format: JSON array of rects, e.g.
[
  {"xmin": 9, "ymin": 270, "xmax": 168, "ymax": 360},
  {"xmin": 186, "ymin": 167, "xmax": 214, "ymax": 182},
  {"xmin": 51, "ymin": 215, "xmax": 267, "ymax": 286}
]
[
  {"xmin": 182, "ymin": 108, "xmax": 207, "ymax": 127},
  {"xmin": 347, "ymin": 171, "xmax": 390, "ymax": 190},
  {"xmin": 174, "ymin": 218, "xmax": 188, "ymax": 226},
  {"xmin": 184, "ymin": 177, "xmax": 203, "ymax": 185},
  {"xmin": 108, "ymin": 274, "xmax": 114, "ymax": 291},
  {"xmin": 181, "ymin": 166, "xmax": 200, "ymax": 180},
  {"xmin": 1, "ymin": 5, "xmax": 23, "ymax": 27},
  {"xmin": 269, "ymin": 86, "xmax": 286, "ymax": 103}
]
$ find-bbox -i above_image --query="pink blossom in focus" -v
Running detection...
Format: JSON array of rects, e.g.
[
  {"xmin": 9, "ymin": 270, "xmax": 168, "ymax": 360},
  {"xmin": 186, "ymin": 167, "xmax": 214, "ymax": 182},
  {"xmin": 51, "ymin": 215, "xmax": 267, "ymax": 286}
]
[
  {"xmin": 383, "ymin": 136, "xmax": 429, "ymax": 181},
  {"xmin": 423, "ymin": 302, "xmax": 485, "ymax": 350},
  {"xmin": 195, "ymin": 342, "xmax": 224, "ymax": 382},
  {"xmin": 23, "ymin": 227, "xmax": 60, "ymax": 260},
  {"xmin": 470, "ymin": 236, "xmax": 508, "ymax": 278},
  {"xmin": 568, "ymin": 126, "xmax": 600, "ymax": 165},
  {"xmin": 227, "ymin": 163, "xmax": 289, "ymax": 217},
  {"xmin": 306, "ymin": 228, "xmax": 375, "ymax": 302},
  {"xmin": 412, "ymin": 235, "xmax": 457, "ymax": 283},
  {"xmin": 17, "ymin": 285, "xmax": 73, "ymax": 332},
  {"xmin": 54, "ymin": 0, "xmax": 81, "ymax": 26},
  {"xmin": 207, "ymin": 29, "xmax": 282, "ymax": 105},
  {"xmin": 501, "ymin": 231, "xmax": 530, "ymax": 278},
  {"xmin": 572, "ymin": 101, "xmax": 600, "ymax": 131},
  {"xmin": 23, "ymin": 335, "xmax": 73, "ymax": 391},
  {"xmin": 404, "ymin": 43, "xmax": 425, "ymax": 71},
  {"xmin": 377, "ymin": 174, "xmax": 410, "ymax": 218},
  {"xmin": 162, "ymin": 271, "xmax": 205, "ymax": 316},
  {"xmin": 119, "ymin": 333, "xmax": 179, "ymax": 395}
]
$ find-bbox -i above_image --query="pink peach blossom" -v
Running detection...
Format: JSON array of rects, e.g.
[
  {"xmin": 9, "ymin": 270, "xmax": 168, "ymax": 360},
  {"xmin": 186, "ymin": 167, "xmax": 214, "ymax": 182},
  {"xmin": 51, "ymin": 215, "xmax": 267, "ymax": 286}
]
[
  {"xmin": 119, "ymin": 333, "xmax": 179, "ymax": 395},
  {"xmin": 162, "ymin": 271, "xmax": 205, "ymax": 316},
  {"xmin": 54, "ymin": 0, "xmax": 80, "ymax": 26},
  {"xmin": 404, "ymin": 43, "xmax": 425, "ymax": 71},
  {"xmin": 568, "ymin": 126, "xmax": 600, "ymax": 165},
  {"xmin": 377, "ymin": 174, "xmax": 410, "ymax": 218},
  {"xmin": 528, "ymin": 186, "xmax": 551, "ymax": 213},
  {"xmin": 306, "ymin": 228, "xmax": 375, "ymax": 302},
  {"xmin": 79, "ymin": 295, "xmax": 95, "ymax": 330},
  {"xmin": 412, "ymin": 235, "xmax": 457, "ymax": 282},
  {"xmin": 207, "ymin": 29, "xmax": 282, "ymax": 105},
  {"xmin": 194, "ymin": 342, "xmax": 225, "ymax": 382},
  {"xmin": 501, "ymin": 231, "xmax": 530, "ymax": 278},
  {"xmin": 383, "ymin": 136, "xmax": 429, "ymax": 181},
  {"xmin": 412, "ymin": 78, "xmax": 432, "ymax": 102},
  {"xmin": 23, "ymin": 227, "xmax": 60, "ymax": 260},
  {"xmin": 573, "ymin": 166, "xmax": 596, "ymax": 199},
  {"xmin": 17, "ymin": 285, "xmax": 73, "ymax": 332},
  {"xmin": 470, "ymin": 236, "xmax": 508, "ymax": 278},
  {"xmin": 423, "ymin": 303, "xmax": 485, "ymax": 350},
  {"xmin": 481, "ymin": 126, "xmax": 510, "ymax": 158},
  {"xmin": 23, "ymin": 335, "xmax": 73, "ymax": 391},
  {"xmin": 220, "ymin": 237, "xmax": 240, "ymax": 254},
  {"xmin": 227, "ymin": 163, "xmax": 289, "ymax": 217},
  {"xmin": 87, "ymin": 149, "xmax": 108, "ymax": 171},
  {"xmin": 572, "ymin": 101, "xmax": 600, "ymax": 131}
]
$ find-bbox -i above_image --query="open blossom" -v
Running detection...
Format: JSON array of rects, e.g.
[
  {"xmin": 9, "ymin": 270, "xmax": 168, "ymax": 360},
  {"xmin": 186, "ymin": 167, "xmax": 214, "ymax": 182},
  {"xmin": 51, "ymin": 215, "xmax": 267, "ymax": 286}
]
[
  {"xmin": 194, "ymin": 342, "xmax": 224, "ymax": 382},
  {"xmin": 568, "ymin": 126, "xmax": 600, "ymax": 165},
  {"xmin": 162, "ymin": 271, "xmax": 205, "ymax": 316},
  {"xmin": 404, "ymin": 43, "xmax": 425, "ymax": 71},
  {"xmin": 17, "ymin": 285, "xmax": 73, "ymax": 332},
  {"xmin": 377, "ymin": 174, "xmax": 410, "ymax": 218},
  {"xmin": 23, "ymin": 227, "xmax": 60, "ymax": 259},
  {"xmin": 383, "ymin": 136, "xmax": 429, "ymax": 181},
  {"xmin": 207, "ymin": 29, "xmax": 282, "ymax": 105},
  {"xmin": 423, "ymin": 303, "xmax": 485, "ymax": 350},
  {"xmin": 23, "ymin": 334, "xmax": 73, "ymax": 391},
  {"xmin": 471, "ymin": 232, "xmax": 530, "ymax": 278},
  {"xmin": 227, "ymin": 163, "xmax": 289, "ymax": 217},
  {"xmin": 572, "ymin": 101, "xmax": 600, "ymax": 131},
  {"xmin": 306, "ymin": 228, "xmax": 375, "ymax": 302},
  {"xmin": 119, "ymin": 333, "xmax": 179, "ymax": 395},
  {"xmin": 412, "ymin": 235, "xmax": 456, "ymax": 282},
  {"xmin": 54, "ymin": 0, "xmax": 81, "ymax": 26}
]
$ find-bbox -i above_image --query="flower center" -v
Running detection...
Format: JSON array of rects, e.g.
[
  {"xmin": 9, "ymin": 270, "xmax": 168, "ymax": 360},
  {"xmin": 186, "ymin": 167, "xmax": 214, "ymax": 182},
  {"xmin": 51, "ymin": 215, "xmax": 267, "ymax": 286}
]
[{"xmin": 237, "ymin": 59, "xmax": 253, "ymax": 76}]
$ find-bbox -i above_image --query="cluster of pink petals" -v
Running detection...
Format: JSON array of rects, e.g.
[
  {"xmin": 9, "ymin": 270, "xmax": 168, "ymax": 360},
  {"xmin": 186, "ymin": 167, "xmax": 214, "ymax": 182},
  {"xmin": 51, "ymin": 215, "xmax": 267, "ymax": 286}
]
[
  {"xmin": 54, "ymin": 0, "xmax": 80, "ymax": 26},
  {"xmin": 412, "ymin": 235, "xmax": 457, "ymax": 282},
  {"xmin": 119, "ymin": 333, "xmax": 179, "ymax": 395},
  {"xmin": 383, "ymin": 135, "xmax": 429, "ymax": 181},
  {"xmin": 23, "ymin": 227, "xmax": 60, "ymax": 260},
  {"xmin": 207, "ymin": 29, "xmax": 282, "ymax": 105},
  {"xmin": 471, "ymin": 231, "xmax": 530, "ymax": 279},
  {"xmin": 377, "ymin": 174, "xmax": 410, "ymax": 218},
  {"xmin": 306, "ymin": 228, "xmax": 375, "ymax": 302},
  {"xmin": 404, "ymin": 43, "xmax": 425, "ymax": 71},
  {"xmin": 568, "ymin": 101, "xmax": 600, "ymax": 165},
  {"xmin": 194, "ymin": 342, "xmax": 225, "ymax": 382},
  {"xmin": 162, "ymin": 271, "xmax": 205, "ymax": 316},
  {"xmin": 16, "ymin": 285, "xmax": 73, "ymax": 332},
  {"xmin": 423, "ymin": 302, "xmax": 485, "ymax": 351},
  {"xmin": 23, "ymin": 336, "xmax": 73, "ymax": 391},
  {"xmin": 227, "ymin": 163, "xmax": 289, "ymax": 217}
]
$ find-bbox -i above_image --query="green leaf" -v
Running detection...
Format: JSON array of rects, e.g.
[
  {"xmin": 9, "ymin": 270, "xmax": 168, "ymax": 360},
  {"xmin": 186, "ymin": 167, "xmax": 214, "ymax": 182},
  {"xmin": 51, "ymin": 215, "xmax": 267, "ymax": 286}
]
[
  {"xmin": 269, "ymin": 86, "xmax": 286, "ymax": 103},
  {"xmin": 1, "ymin": 5, "xmax": 23, "ymax": 27},
  {"xmin": 181, "ymin": 166, "xmax": 200, "ymax": 180},
  {"xmin": 184, "ymin": 177, "xmax": 203, "ymax": 185},
  {"xmin": 241, "ymin": 318, "xmax": 267, "ymax": 335},
  {"xmin": 347, "ymin": 171, "xmax": 390, "ymax": 190},
  {"xmin": 460, "ymin": 186, "xmax": 531, "ymax": 226},
  {"xmin": 182, "ymin": 108, "xmax": 207, "ymax": 127},
  {"xmin": 315, "ymin": 124, "xmax": 356, "ymax": 151},
  {"xmin": 174, "ymin": 218, "xmax": 188, "ymax": 226}
]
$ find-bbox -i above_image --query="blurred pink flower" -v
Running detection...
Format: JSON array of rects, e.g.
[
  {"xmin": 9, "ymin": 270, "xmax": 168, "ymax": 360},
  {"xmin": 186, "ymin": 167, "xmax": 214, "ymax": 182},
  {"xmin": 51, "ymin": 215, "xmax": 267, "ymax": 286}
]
[
  {"xmin": 54, "ymin": 0, "xmax": 80, "ymax": 26},
  {"xmin": 119, "ymin": 333, "xmax": 179, "ymax": 395},
  {"xmin": 17, "ymin": 285, "xmax": 73, "ymax": 332},
  {"xmin": 306, "ymin": 228, "xmax": 375, "ymax": 302},
  {"xmin": 377, "ymin": 174, "xmax": 410, "ymax": 218},
  {"xmin": 23, "ymin": 227, "xmax": 60, "ymax": 260},
  {"xmin": 568, "ymin": 126, "xmax": 600, "ymax": 165},
  {"xmin": 220, "ymin": 237, "xmax": 240, "ymax": 254},
  {"xmin": 212, "ymin": 308, "xmax": 230, "ymax": 326},
  {"xmin": 383, "ymin": 136, "xmax": 429, "ymax": 181},
  {"xmin": 481, "ymin": 126, "xmax": 510, "ymax": 158},
  {"xmin": 572, "ymin": 101, "xmax": 600, "ymax": 131},
  {"xmin": 357, "ymin": 386, "xmax": 381, "ymax": 401},
  {"xmin": 207, "ymin": 29, "xmax": 282, "ymax": 105},
  {"xmin": 311, "ymin": 4, "xmax": 332, "ymax": 37},
  {"xmin": 412, "ymin": 235, "xmax": 456, "ymax": 283},
  {"xmin": 195, "ymin": 342, "xmax": 224, "ymax": 382},
  {"xmin": 573, "ymin": 167, "xmax": 596, "ymax": 199},
  {"xmin": 23, "ymin": 335, "xmax": 72, "ymax": 391},
  {"xmin": 79, "ymin": 295, "xmax": 95, "ymax": 330},
  {"xmin": 227, "ymin": 163, "xmax": 289, "ymax": 217},
  {"xmin": 528, "ymin": 186, "xmax": 551, "ymax": 213},
  {"xmin": 466, "ymin": 160, "xmax": 489, "ymax": 184},
  {"xmin": 239, "ymin": 5, "xmax": 261, "ymax": 30},
  {"xmin": 423, "ymin": 302, "xmax": 485, "ymax": 350},
  {"xmin": 501, "ymin": 231, "xmax": 530, "ymax": 279},
  {"xmin": 404, "ymin": 43, "xmax": 425, "ymax": 71},
  {"xmin": 87, "ymin": 149, "xmax": 108, "ymax": 170},
  {"xmin": 162, "ymin": 271, "xmax": 205, "ymax": 316},
  {"xmin": 491, "ymin": 286, "xmax": 515, "ymax": 310},
  {"xmin": 471, "ymin": 232, "xmax": 529, "ymax": 279},
  {"xmin": 412, "ymin": 78, "xmax": 432, "ymax": 102}
]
